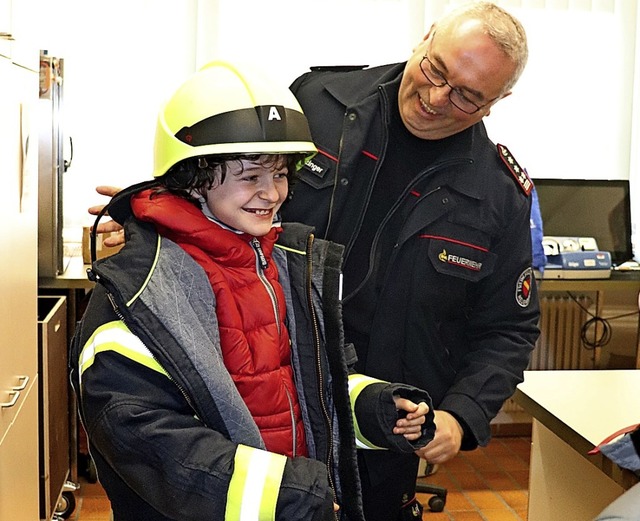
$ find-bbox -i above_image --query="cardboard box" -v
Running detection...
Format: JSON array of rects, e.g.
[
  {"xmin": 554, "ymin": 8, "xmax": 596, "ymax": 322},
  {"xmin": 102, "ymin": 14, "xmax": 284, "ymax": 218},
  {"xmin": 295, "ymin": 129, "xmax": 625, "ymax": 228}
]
[{"xmin": 82, "ymin": 226, "xmax": 124, "ymax": 264}]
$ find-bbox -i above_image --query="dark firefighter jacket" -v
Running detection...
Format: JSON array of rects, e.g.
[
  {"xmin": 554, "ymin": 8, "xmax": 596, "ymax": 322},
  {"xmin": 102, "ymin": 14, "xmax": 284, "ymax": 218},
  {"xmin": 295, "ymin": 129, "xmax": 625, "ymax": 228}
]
[
  {"xmin": 69, "ymin": 185, "xmax": 434, "ymax": 521},
  {"xmin": 284, "ymin": 63, "xmax": 541, "ymax": 457}
]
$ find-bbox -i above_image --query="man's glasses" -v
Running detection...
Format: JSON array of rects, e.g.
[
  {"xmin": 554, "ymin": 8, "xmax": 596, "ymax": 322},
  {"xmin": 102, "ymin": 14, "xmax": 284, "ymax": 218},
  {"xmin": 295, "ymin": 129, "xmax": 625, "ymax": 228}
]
[{"xmin": 419, "ymin": 54, "xmax": 497, "ymax": 115}]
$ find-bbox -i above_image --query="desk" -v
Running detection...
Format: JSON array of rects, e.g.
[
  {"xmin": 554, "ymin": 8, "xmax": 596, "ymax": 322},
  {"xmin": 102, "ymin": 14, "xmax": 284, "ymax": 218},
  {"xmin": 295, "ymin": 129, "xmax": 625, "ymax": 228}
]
[
  {"xmin": 39, "ymin": 256, "xmax": 94, "ymax": 339},
  {"xmin": 515, "ymin": 370, "xmax": 640, "ymax": 520},
  {"xmin": 39, "ymin": 255, "xmax": 94, "ymax": 289}
]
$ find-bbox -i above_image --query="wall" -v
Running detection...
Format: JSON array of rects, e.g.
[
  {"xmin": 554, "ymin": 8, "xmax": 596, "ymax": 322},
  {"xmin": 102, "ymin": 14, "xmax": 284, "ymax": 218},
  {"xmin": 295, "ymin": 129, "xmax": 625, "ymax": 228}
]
[
  {"xmin": 29, "ymin": 0, "xmax": 200, "ymax": 242},
  {"xmin": 26, "ymin": 0, "xmax": 640, "ymax": 259}
]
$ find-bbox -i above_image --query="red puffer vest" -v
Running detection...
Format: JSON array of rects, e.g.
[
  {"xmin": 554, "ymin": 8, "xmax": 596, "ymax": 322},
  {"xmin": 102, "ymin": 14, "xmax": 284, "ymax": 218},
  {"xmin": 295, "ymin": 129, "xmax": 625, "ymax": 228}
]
[{"xmin": 131, "ymin": 190, "xmax": 308, "ymax": 458}]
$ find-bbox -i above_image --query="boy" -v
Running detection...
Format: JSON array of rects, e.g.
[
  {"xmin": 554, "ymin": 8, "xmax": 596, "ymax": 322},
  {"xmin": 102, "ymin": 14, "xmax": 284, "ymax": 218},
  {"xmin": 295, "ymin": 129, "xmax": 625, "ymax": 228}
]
[{"xmin": 70, "ymin": 61, "xmax": 435, "ymax": 521}]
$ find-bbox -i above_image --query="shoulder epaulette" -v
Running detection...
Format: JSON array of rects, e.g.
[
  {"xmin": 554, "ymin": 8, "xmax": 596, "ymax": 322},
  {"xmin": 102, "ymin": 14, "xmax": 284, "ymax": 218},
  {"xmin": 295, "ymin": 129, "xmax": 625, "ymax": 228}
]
[
  {"xmin": 309, "ymin": 65, "xmax": 368, "ymax": 72},
  {"xmin": 497, "ymin": 143, "xmax": 532, "ymax": 196}
]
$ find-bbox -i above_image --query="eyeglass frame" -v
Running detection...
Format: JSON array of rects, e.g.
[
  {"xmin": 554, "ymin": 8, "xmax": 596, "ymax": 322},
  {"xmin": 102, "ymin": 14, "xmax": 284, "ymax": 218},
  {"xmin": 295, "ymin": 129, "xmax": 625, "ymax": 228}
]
[{"xmin": 419, "ymin": 52, "xmax": 500, "ymax": 115}]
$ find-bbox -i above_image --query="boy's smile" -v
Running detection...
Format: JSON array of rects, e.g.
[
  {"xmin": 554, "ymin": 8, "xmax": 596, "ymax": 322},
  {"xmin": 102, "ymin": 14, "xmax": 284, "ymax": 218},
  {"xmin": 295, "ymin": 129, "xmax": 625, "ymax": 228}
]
[{"xmin": 203, "ymin": 157, "xmax": 289, "ymax": 237}]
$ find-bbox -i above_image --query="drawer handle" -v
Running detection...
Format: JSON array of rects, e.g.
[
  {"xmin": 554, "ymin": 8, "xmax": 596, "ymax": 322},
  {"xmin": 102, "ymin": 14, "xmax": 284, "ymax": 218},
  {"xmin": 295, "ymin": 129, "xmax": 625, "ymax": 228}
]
[
  {"xmin": 1, "ymin": 391, "xmax": 19, "ymax": 408},
  {"xmin": 12, "ymin": 375, "xmax": 29, "ymax": 391}
]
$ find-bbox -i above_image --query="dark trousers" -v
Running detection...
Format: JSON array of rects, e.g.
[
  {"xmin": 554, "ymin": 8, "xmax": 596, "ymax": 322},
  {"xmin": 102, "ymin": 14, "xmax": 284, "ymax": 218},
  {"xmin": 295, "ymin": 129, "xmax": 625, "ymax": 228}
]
[{"xmin": 358, "ymin": 451, "xmax": 421, "ymax": 521}]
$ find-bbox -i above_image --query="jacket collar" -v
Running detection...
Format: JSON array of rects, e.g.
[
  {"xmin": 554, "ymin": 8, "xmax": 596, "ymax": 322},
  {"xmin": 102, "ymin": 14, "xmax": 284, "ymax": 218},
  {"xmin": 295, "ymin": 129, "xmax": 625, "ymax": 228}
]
[
  {"xmin": 321, "ymin": 62, "xmax": 406, "ymax": 108},
  {"xmin": 316, "ymin": 63, "xmax": 494, "ymax": 201}
]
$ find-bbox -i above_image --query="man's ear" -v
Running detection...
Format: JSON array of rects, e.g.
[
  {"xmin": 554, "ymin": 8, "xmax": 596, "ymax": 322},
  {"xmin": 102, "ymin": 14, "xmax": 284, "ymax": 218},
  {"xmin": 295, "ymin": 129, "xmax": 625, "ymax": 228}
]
[
  {"xmin": 423, "ymin": 23, "xmax": 435, "ymax": 42},
  {"xmin": 413, "ymin": 24, "xmax": 435, "ymax": 52}
]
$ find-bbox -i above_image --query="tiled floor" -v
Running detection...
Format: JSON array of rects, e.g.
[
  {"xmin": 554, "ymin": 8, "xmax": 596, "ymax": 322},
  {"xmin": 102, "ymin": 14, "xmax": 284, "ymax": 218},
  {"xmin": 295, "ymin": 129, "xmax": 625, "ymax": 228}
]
[
  {"xmin": 416, "ymin": 435, "xmax": 531, "ymax": 520},
  {"xmin": 67, "ymin": 435, "xmax": 532, "ymax": 521}
]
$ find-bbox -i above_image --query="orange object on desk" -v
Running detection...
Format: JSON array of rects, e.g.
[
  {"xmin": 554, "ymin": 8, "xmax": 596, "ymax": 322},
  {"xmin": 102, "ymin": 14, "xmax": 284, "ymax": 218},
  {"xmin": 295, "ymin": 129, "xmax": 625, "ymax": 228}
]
[{"xmin": 82, "ymin": 227, "xmax": 123, "ymax": 264}]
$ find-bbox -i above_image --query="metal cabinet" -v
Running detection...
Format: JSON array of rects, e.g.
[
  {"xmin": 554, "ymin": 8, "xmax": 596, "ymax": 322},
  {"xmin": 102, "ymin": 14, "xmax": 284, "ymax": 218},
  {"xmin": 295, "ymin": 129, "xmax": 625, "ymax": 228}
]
[{"xmin": 0, "ymin": 43, "xmax": 40, "ymax": 521}]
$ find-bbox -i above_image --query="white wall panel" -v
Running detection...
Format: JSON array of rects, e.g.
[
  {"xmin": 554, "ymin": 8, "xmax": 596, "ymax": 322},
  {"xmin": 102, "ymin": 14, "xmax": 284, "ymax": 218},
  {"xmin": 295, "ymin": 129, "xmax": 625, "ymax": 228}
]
[
  {"xmin": 27, "ymin": 0, "xmax": 637, "ymax": 258},
  {"xmin": 484, "ymin": 2, "xmax": 635, "ymax": 184}
]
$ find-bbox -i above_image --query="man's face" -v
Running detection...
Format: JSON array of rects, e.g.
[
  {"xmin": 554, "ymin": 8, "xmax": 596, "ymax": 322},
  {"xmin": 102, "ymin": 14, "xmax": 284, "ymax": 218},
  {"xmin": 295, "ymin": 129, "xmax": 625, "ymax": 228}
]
[{"xmin": 398, "ymin": 19, "xmax": 516, "ymax": 140}]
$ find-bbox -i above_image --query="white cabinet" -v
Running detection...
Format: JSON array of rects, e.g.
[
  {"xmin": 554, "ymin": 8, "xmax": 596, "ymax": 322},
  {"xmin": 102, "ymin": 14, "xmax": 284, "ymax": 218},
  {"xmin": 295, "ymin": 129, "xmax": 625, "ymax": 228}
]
[
  {"xmin": 9, "ymin": 0, "xmax": 39, "ymax": 70},
  {"xmin": 0, "ymin": 0, "xmax": 11, "ymax": 58},
  {"xmin": 0, "ymin": 380, "xmax": 39, "ymax": 521},
  {"xmin": 0, "ymin": 51, "xmax": 39, "ymax": 520},
  {"xmin": 0, "ymin": 0, "xmax": 40, "ymax": 69}
]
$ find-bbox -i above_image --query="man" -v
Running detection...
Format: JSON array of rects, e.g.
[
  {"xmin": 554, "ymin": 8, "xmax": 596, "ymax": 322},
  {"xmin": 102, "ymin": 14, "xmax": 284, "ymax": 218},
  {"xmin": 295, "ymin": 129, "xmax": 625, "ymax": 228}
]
[
  {"xmin": 281, "ymin": 2, "xmax": 540, "ymax": 519},
  {"xmin": 92, "ymin": 3, "xmax": 540, "ymax": 519}
]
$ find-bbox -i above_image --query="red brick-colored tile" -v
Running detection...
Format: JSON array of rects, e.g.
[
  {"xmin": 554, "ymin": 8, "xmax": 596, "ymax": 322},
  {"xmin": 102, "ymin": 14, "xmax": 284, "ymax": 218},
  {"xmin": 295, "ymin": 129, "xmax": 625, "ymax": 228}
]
[
  {"xmin": 498, "ymin": 489, "xmax": 529, "ymax": 511},
  {"xmin": 507, "ymin": 468, "xmax": 530, "ymax": 489},
  {"xmin": 481, "ymin": 509, "xmax": 522, "ymax": 521},
  {"xmin": 465, "ymin": 489, "xmax": 510, "ymax": 510},
  {"xmin": 70, "ymin": 437, "xmax": 532, "ymax": 521},
  {"xmin": 450, "ymin": 511, "xmax": 486, "ymax": 520},
  {"xmin": 493, "ymin": 453, "xmax": 529, "ymax": 471},
  {"xmin": 451, "ymin": 471, "xmax": 489, "ymax": 490},
  {"xmin": 74, "ymin": 496, "xmax": 112, "ymax": 520},
  {"xmin": 440, "ymin": 490, "xmax": 476, "ymax": 511}
]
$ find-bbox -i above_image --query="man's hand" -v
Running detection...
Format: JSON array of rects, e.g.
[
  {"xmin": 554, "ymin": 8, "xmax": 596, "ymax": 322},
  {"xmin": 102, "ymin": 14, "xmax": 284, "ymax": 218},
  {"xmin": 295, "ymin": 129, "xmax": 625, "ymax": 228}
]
[
  {"xmin": 392, "ymin": 397, "xmax": 430, "ymax": 441},
  {"xmin": 89, "ymin": 186, "xmax": 125, "ymax": 247},
  {"xmin": 414, "ymin": 410, "xmax": 463, "ymax": 464}
]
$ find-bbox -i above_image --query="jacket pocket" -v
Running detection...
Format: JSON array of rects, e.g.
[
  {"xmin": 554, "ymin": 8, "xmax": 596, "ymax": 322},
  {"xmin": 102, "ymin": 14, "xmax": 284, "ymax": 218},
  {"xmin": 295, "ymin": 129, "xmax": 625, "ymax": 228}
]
[{"xmin": 426, "ymin": 236, "xmax": 497, "ymax": 282}]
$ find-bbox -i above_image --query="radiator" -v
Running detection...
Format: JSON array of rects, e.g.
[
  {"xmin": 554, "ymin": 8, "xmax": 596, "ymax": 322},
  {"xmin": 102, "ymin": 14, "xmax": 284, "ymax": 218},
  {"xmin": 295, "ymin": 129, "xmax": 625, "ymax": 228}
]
[
  {"xmin": 501, "ymin": 293, "xmax": 596, "ymax": 414},
  {"xmin": 531, "ymin": 293, "xmax": 597, "ymax": 370}
]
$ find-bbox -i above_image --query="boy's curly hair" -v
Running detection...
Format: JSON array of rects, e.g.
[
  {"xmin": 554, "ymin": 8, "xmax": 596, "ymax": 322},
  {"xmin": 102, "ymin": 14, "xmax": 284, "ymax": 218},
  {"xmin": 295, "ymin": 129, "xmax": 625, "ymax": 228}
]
[{"xmin": 153, "ymin": 153, "xmax": 306, "ymax": 207}]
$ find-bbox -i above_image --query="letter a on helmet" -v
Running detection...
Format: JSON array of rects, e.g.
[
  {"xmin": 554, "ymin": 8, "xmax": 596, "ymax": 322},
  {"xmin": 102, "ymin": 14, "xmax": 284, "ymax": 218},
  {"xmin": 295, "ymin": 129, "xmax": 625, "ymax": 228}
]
[{"xmin": 152, "ymin": 60, "xmax": 317, "ymax": 178}]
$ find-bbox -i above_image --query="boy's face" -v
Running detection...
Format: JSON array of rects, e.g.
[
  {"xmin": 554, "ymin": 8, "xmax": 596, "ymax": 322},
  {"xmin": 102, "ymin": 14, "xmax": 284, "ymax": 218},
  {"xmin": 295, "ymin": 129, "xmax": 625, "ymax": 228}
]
[{"xmin": 204, "ymin": 157, "xmax": 289, "ymax": 236}]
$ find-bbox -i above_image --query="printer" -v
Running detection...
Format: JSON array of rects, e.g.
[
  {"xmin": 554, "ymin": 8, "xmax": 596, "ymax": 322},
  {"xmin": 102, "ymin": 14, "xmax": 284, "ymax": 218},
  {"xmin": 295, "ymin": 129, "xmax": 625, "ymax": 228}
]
[{"xmin": 539, "ymin": 236, "xmax": 612, "ymax": 279}]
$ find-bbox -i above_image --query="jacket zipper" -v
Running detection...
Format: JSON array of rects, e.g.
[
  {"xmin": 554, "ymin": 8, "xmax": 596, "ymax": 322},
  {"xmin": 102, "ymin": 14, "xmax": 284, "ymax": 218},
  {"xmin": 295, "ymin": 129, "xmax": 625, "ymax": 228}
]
[
  {"xmin": 251, "ymin": 237, "xmax": 299, "ymax": 457},
  {"xmin": 104, "ymin": 290, "xmax": 197, "ymax": 414},
  {"xmin": 305, "ymin": 234, "xmax": 338, "ymax": 518},
  {"xmin": 251, "ymin": 237, "xmax": 282, "ymax": 336},
  {"xmin": 343, "ymin": 178, "xmax": 449, "ymax": 303},
  {"xmin": 284, "ymin": 386, "xmax": 297, "ymax": 457},
  {"xmin": 336, "ymin": 85, "xmax": 472, "ymax": 265}
]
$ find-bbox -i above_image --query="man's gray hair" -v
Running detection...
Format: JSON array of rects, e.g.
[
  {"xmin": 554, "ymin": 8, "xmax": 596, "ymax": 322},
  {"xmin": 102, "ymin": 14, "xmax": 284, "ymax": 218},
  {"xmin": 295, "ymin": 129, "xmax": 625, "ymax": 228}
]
[{"xmin": 436, "ymin": 1, "xmax": 529, "ymax": 91}]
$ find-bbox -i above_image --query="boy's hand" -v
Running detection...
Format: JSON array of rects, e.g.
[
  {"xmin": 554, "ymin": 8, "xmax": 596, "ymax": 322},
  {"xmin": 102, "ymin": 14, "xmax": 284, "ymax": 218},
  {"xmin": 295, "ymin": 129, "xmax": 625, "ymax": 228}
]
[
  {"xmin": 89, "ymin": 186, "xmax": 125, "ymax": 247},
  {"xmin": 392, "ymin": 397, "xmax": 430, "ymax": 441}
]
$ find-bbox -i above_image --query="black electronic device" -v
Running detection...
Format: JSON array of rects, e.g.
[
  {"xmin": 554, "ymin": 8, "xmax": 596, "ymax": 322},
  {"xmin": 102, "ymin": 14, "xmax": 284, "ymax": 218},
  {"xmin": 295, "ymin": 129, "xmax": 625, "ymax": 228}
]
[{"xmin": 532, "ymin": 178, "xmax": 633, "ymax": 267}]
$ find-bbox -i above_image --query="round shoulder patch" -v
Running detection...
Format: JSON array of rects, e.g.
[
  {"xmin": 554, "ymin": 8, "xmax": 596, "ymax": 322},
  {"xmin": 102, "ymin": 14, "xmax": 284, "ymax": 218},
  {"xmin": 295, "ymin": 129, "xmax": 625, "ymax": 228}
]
[{"xmin": 515, "ymin": 267, "xmax": 533, "ymax": 308}]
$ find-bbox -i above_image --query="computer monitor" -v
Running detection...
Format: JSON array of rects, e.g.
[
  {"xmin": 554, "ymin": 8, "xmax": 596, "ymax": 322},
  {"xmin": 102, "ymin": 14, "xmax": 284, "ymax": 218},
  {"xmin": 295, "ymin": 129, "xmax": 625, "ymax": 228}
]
[{"xmin": 532, "ymin": 178, "xmax": 633, "ymax": 267}]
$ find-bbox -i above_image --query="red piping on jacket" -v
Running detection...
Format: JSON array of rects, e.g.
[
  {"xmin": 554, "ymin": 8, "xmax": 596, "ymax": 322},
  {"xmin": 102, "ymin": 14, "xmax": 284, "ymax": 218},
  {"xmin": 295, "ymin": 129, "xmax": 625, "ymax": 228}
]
[
  {"xmin": 315, "ymin": 148, "xmax": 379, "ymax": 162},
  {"xmin": 420, "ymin": 234, "xmax": 489, "ymax": 252}
]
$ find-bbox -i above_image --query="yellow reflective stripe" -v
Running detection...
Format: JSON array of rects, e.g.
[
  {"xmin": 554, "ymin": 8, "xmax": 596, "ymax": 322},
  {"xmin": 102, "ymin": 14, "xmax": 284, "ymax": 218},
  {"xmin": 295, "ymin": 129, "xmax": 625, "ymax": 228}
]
[
  {"xmin": 274, "ymin": 243, "xmax": 306, "ymax": 255},
  {"xmin": 126, "ymin": 234, "xmax": 162, "ymax": 307},
  {"xmin": 348, "ymin": 373, "xmax": 388, "ymax": 450},
  {"xmin": 226, "ymin": 445, "xmax": 286, "ymax": 521},
  {"xmin": 79, "ymin": 321, "xmax": 168, "ymax": 384}
]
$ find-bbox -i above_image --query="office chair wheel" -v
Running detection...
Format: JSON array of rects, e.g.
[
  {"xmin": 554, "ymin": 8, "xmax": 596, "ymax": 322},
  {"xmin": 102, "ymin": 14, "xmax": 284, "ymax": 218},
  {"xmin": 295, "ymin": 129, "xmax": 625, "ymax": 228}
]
[
  {"xmin": 427, "ymin": 494, "xmax": 445, "ymax": 513},
  {"xmin": 416, "ymin": 482, "xmax": 447, "ymax": 512}
]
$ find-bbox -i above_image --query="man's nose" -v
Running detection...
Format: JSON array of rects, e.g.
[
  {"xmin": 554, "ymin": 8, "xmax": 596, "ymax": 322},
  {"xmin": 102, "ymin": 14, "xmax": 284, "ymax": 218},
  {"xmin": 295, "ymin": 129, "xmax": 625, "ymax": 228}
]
[{"xmin": 429, "ymin": 84, "xmax": 452, "ymax": 107}]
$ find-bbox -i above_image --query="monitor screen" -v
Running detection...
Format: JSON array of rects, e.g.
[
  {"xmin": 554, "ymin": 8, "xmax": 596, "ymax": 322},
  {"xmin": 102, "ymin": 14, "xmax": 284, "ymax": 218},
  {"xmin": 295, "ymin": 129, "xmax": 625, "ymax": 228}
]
[{"xmin": 532, "ymin": 178, "xmax": 633, "ymax": 266}]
